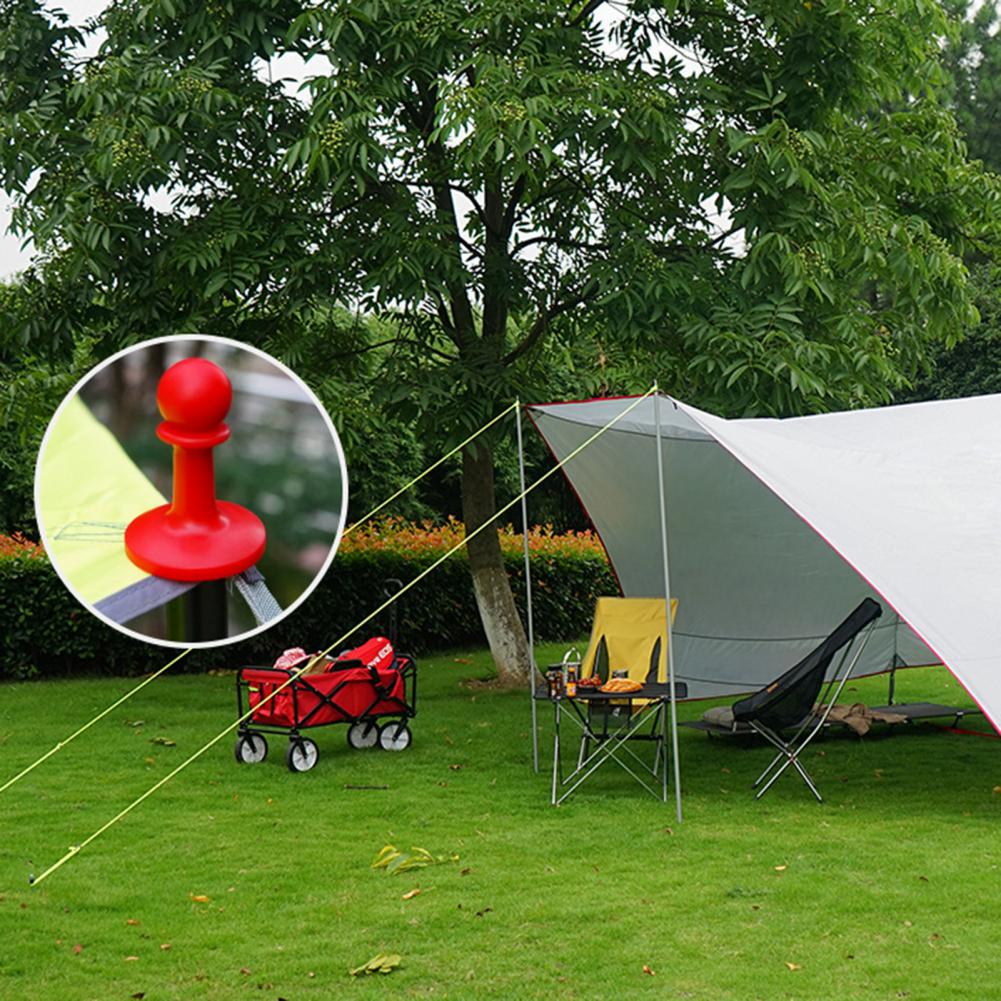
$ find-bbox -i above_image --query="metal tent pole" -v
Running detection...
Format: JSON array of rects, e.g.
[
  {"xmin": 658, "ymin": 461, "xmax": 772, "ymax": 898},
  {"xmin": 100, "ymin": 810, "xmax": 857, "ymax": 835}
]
[
  {"xmin": 654, "ymin": 387, "xmax": 683, "ymax": 823},
  {"xmin": 515, "ymin": 401, "xmax": 541, "ymax": 772}
]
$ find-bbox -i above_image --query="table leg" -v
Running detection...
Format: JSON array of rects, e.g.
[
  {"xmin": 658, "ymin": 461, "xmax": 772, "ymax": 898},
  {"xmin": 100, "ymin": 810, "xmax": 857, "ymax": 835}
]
[
  {"xmin": 551, "ymin": 700, "xmax": 561, "ymax": 806},
  {"xmin": 661, "ymin": 699, "xmax": 668, "ymax": 803}
]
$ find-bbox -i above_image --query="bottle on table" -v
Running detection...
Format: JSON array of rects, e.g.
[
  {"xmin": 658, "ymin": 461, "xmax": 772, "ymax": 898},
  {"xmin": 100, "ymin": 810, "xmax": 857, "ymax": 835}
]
[{"xmin": 547, "ymin": 669, "xmax": 562, "ymax": 699}]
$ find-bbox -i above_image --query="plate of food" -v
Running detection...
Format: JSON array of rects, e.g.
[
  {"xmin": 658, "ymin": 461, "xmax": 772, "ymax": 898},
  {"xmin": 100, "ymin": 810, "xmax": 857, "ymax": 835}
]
[{"xmin": 599, "ymin": 678, "xmax": 643, "ymax": 694}]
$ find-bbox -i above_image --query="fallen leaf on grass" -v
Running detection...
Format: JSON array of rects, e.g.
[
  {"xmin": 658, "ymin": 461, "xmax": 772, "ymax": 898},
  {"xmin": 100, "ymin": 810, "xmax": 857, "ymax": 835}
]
[
  {"xmin": 350, "ymin": 953, "xmax": 401, "ymax": 976},
  {"xmin": 774, "ymin": 865, "xmax": 787, "ymax": 872},
  {"xmin": 126, "ymin": 918, "xmax": 140, "ymax": 926},
  {"xmin": 143, "ymin": 757, "xmax": 156, "ymax": 766},
  {"xmin": 371, "ymin": 844, "xmax": 458, "ymax": 875},
  {"xmin": 460, "ymin": 868, "xmax": 471, "ymax": 876},
  {"xmin": 72, "ymin": 944, "xmax": 83, "ymax": 954},
  {"xmin": 475, "ymin": 907, "xmax": 493, "ymax": 917},
  {"xmin": 449, "ymin": 764, "xmax": 462, "ymax": 771},
  {"xmin": 453, "ymin": 658, "xmax": 472, "ymax": 664},
  {"xmin": 401, "ymin": 888, "xmax": 421, "ymax": 900},
  {"xmin": 784, "ymin": 962, "xmax": 802, "ymax": 971},
  {"xmin": 189, "ymin": 894, "xmax": 210, "ymax": 903},
  {"xmin": 240, "ymin": 967, "xmax": 251, "ymax": 976},
  {"xmin": 160, "ymin": 943, "xmax": 171, "ymax": 951},
  {"xmin": 993, "ymin": 786, "xmax": 1001, "ymax": 795},
  {"xmin": 126, "ymin": 720, "xmax": 145, "ymax": 728},
  {"xmin": 149, "ymin": 737, "xmax": 176, "ymax": 747},
  {"xmin": 643, "ymin": 965, "xmax": 655, "ymax": 976},
  {"xmin": 131, "ymin": 993, "xmax": 145, "ymax": 999},
  {"xmin": 125, "ymin": 956, "xmax": 138, "ymax": 962}
]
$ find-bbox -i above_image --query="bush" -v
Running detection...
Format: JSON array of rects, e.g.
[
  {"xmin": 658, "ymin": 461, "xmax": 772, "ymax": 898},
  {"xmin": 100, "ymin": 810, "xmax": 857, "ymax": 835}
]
[
  {"xmin": 250, "ymin": 519, "xmax": 616, "ymax": 658},
  {"xmin": 0, "ymin": 533, "xmax": 173, "ymax": 679},
  {"xmin": 0, "ymin": 522, "xmax": 616, "ymax": 680}
]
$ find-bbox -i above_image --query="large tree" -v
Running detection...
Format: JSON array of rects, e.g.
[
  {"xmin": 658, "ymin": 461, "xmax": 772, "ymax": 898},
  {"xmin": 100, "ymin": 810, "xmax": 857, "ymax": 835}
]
[{"xmin": 3, "ymin": 0, "xmax": 998, "ymax": 682}]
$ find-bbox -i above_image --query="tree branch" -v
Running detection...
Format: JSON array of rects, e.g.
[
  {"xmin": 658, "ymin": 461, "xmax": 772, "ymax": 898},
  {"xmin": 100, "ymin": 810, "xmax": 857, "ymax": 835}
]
[
  {"xmin": 513, "ymin": 234, "xmax": 609, "ymax": 254},
  {"xmin": 503, "ymin": 281, "xmax": 599, "ymax": 364},
  {"xmin": 501, "ymin": 173, "xmax": 527, "ymax": 238},
  {"xmin": 568, "ymin": 1, "xmax": 607, "ymax": 28}
]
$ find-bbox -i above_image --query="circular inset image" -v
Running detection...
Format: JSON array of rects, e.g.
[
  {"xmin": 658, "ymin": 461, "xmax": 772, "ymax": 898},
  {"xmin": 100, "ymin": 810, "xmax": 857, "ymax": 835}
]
[{"xmin": 34, "ymin": 335, "xmax": 347, "ymax": 647}]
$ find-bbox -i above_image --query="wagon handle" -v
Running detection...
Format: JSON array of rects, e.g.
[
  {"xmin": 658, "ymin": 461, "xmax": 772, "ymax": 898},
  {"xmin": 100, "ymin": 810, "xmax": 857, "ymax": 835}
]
[{"xmin": 382, "ymin": 578, "xmax": 404, "ymax": 647}]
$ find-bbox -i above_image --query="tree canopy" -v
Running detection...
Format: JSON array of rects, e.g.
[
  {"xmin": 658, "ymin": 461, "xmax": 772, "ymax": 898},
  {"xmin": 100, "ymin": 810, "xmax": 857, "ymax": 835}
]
[{"xmin": 4, "ymin": 0, "xmax": 998, "ymax": 412}]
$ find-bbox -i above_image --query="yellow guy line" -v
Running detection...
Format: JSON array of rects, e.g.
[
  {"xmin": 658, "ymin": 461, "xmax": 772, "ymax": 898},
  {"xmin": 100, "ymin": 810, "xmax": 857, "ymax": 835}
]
[
  {"xmin": 0, "ymin": 650, "xmax": 190, "ymax": 795},
  {"xmin": 344, "ymin": 400, "xmax": 518, "ymax": 532},
  {"xmin": 29, "ymin": 388, "xmax": 654, "ymax": 885},
  {"xmin": 3, "ymin": 404, "xmax": 517, "ymax": 797}
]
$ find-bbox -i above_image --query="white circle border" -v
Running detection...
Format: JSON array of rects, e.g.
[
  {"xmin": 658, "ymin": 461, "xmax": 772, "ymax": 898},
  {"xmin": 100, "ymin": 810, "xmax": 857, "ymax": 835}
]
[{"xmin": 33, "ymin": 333, "xmax": 349, "ymax": 650}]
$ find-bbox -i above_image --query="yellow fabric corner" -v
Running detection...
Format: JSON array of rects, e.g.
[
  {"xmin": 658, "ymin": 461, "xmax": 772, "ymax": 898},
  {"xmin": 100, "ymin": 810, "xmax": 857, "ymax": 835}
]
[
  {"xmin": 38, "ymin": 395, "xmax": 165, "ymax": 605},
  {"xmin": 581, "ymin": 596, "xmax": 679, "ymax": 683}
]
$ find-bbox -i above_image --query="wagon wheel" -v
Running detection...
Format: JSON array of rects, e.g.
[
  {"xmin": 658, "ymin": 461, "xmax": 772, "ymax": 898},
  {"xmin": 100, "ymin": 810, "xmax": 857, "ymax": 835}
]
[
  {"xmin": 347, "ymin": 721, "xmax": 379, "ymax": 750},
  {"xmin": 378, "ymin": 721, "xmax": 412, "ymax": 752},
  {"xmin": 286, "ymin": 737, "xmax": 319, "ymax": 772},
  {"xmin": 234, "ymin": 732, "xmax": 268, "ymax": 764}
]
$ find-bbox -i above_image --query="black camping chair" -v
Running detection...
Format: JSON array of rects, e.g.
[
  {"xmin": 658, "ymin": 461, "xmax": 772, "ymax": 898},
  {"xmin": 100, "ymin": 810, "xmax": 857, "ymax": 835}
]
[{"xmin": 733, "ymin": 597, "xmax": 882, "ymax": 802}]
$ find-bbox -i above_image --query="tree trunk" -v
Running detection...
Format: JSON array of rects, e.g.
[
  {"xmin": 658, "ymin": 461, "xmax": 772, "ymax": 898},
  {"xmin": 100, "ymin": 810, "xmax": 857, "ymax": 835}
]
[{"xmin": 461, "ymin": 440, "xmax": 531, "ymax": 686}]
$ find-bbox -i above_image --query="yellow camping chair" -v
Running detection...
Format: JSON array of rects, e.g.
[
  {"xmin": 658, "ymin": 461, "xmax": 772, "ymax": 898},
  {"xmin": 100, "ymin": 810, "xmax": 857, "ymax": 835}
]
[
  {"xmin": 572, "ymin": 596, "xmax": 679, "ymax": 767},
  {"xmin": 579, "ymin": 596, "xmax": 679, "ymax": 686}
]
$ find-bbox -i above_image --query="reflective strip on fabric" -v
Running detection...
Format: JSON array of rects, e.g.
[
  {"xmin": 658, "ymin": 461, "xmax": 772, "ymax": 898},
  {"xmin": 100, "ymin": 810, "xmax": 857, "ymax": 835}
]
[{"xmin": 38, "ymin": 395, "xmax": 166, "ymax": 604}]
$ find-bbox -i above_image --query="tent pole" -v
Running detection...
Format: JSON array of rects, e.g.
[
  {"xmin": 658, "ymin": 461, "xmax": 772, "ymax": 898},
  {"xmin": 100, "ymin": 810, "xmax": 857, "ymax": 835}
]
[
  {"xmin": 654, "ymin": 386, "xmax": 683, "ymax": 823},
  {"xmin": 516, "ymin": 400, "xmax": 540, "ymax": 773}
]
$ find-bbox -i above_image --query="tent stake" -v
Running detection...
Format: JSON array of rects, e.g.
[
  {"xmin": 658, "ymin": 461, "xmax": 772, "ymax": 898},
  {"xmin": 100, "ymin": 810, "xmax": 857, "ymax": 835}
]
[
  {"xmin": 516, "ymin": 400, "xmax": 540, "ymax": 773},
  {"xmin": 654, "ymin": 387, "xmax": 683, "ymax": 823}
]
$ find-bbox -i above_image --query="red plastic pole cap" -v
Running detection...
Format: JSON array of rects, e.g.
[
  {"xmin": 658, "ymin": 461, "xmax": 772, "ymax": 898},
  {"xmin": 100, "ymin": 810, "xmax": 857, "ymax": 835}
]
[{"xmin": 124, "ymin": 357, "xmax": 266, "ymax": 581}]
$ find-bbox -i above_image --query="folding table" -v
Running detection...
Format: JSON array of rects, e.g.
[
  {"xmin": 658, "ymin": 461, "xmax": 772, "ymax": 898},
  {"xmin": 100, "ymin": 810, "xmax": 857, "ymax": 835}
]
[{"xmin": 536, "ymin": 680, "xmax": 688, "ymax": 805}]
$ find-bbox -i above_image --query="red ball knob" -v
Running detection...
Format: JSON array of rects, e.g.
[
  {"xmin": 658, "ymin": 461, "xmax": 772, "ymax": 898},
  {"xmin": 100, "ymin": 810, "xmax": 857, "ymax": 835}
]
[
  {"xmin": 124, "ymin": 356, "xmax": 266, "ymax": 583},
  {"xmin": 157, "ymin": 357, "xmax": 233, "ymax": 430}
]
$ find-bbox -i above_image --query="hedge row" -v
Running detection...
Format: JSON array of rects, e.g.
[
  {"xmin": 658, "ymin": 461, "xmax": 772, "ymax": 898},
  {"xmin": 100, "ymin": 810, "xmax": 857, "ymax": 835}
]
[{"xmin": 0, "ymin": 522, "xmax": 617, "ymax": 680}]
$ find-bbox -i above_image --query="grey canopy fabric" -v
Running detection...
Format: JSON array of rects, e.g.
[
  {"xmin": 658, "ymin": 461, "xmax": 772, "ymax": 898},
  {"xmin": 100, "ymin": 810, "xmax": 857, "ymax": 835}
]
[{"xmin": 527, "ymin": 395, "xmax": 947, "ymax": 707}]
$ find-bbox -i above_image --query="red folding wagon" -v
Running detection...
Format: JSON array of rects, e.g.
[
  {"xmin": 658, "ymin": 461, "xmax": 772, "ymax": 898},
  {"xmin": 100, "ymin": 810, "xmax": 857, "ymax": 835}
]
[{"xmin": 233, "ymin": 636, "xmax": 418, "ymax": 772}]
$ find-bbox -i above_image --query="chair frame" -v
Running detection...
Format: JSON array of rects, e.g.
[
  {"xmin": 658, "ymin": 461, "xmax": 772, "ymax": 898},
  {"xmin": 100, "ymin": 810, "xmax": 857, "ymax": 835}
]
[{"xmin": 748, "ymin": 616, "xmax": 879, "ymax": 802}]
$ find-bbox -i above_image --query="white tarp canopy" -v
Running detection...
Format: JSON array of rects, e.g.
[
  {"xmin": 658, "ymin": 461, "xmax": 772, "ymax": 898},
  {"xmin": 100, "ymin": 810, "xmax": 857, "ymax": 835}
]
[{"xmin": 527, "ymin": 394, "xmax": 1000, "ymax": 733}]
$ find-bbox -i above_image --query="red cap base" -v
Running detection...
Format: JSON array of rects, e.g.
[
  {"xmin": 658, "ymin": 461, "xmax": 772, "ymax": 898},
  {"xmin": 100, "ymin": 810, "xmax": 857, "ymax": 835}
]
[{"xmin": 125, "ymin": 501, "xmax": 266, "ymax": 582}]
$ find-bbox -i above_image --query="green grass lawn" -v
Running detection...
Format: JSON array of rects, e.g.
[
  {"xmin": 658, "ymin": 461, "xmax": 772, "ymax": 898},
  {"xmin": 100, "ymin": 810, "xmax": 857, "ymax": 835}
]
[{"xmin": 2, "ymin": 646, "xmax": 1000, "ymax": 1000}]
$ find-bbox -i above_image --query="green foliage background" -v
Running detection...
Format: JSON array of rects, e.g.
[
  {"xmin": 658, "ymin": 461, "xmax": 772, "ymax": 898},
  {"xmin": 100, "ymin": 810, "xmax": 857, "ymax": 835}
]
[{"xmin": 0, "ymin": 529, "xmax": 615, "ymax": 680}]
